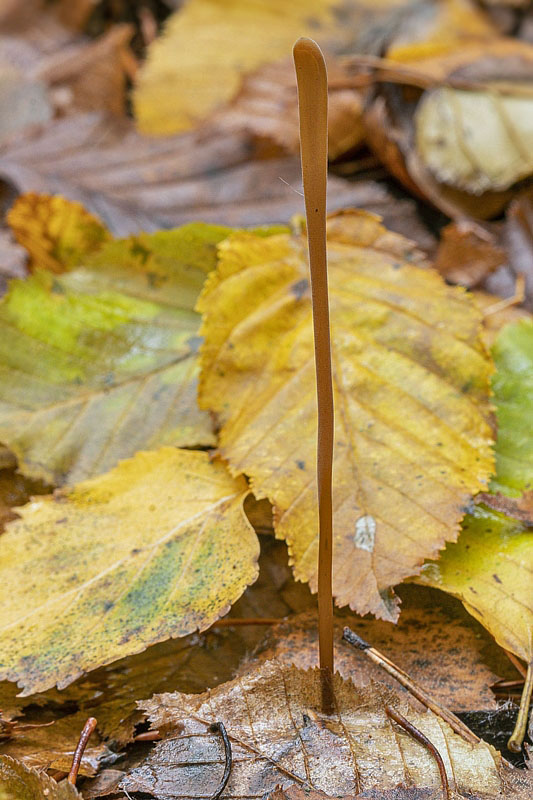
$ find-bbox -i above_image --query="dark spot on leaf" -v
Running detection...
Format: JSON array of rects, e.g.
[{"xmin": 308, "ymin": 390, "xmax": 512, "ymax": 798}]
[
  {"xmin": 296, "ymin": 460, "xmax": 305, "ymax": 470},
  {"xmin": 291, "ymin": 278, "xmax": 309, "ymax": 300},
  {"xmin": 493, "ymin": 574, "xmax": 502, "ymax": 584},
  {"xmin": 187, "ymin": 335, "xmax": 202, "ymax": 353}
]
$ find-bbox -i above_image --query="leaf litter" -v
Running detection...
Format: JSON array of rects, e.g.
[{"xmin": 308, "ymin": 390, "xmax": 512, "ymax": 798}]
[{"xmin": 1, "ymin": 0, "xmax": 533, "ymax": 793}]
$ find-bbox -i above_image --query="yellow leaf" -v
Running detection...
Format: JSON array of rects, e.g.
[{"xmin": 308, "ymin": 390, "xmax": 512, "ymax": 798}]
[
  {"xmin": 8, "ymin": 193, "xmax": 110, "ymax": 274},
  {"xmin": 198, "ymin": 211, "xmax": 494, "ymax": 621},
  {"xmin": 0, "ymin": 448, "xmax": 258, "ymax": 694},
  {"xmin": 133, "ymin": 0, "xmax": 407, "ymax": 135},
  {"xmin": 0, "ymin": 756, "xmax": 81, "ymax": 800}
]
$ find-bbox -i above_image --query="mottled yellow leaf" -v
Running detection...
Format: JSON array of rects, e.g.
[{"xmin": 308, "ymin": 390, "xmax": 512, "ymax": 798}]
[
  {"xmin": 123, "ymin": 662, "xmax": 504, "ymax": 798},
  {"xmin": 0, "ymin": 221, "xmax": 237, "ymax": 485},
  {"xmin": 0, "ymin": 756, "xmax": 81, "ymax": 800},
  {"xmin": 198, "ymin": 211, "xmax": 494, "ymax": 621},
  {"xmin": 0, "ymin": 448, "xmax": 258, "ymax": 694},
  {"xmin": 417, "ymin": 320, "xmax": 533, "ymax": 660},
  {"xmin": 133, "ymin": 0, "xmax": 407, "ymax": 135},
  {"xmin": 8, "ymin": 193, "xmax": 110, "ymax": 274}
]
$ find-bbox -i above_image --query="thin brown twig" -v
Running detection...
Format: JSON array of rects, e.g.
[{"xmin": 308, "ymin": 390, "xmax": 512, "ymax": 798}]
[
  {"xmin": 209, "ymin": 722, "xmax": 232, "ymax": 800},
  {"xmin": 482, "ymin": 274, "xmax": 525, "ymax": 316},
  {"xmin": 343, "ymin": 628, "xmax": 480, "ymax": 746},
  {"xmin": 508, "ymin": 659, "xmax": 533, "ymax": 752},
  {"xmin": 504, "ymin": 649, "xmax": 528, "ymax": 679},
  {"xmin": 67, "ymin": 716, "xmax": 97, "ymax": 785},
  {"xmin": 293, "ymin": 36, "xmax": 334, "ymax": 715},
  {"xmin": 212, "ymin": 618, "xmax": 281, "ymax": 627},
  {"xmin": 385, "ymin": 705, "xmax": 451, "ymax": 800}
]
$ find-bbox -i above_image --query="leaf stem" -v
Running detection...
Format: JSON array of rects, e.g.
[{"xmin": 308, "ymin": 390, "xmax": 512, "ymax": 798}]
[
  {"xmin": 507, "ymin": 659, "xmax": 533, "ymax": 752},
  {"xmin": 293, "ymin": 37, "xmax": 334, "ymax": 697}
]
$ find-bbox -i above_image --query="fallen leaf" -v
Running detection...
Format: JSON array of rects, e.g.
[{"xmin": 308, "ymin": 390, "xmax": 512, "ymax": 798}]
[
  {"xmin": 198, "ymin": 210, "xmax": 494, "ymax": 621},
  {"xmin": 0, "ymin": 755, "xmax": 81, "ymax": 799},
  {"xmin": 475, "ymin": 288, "xmax": 532, "ymax": 348},
  {"xmin": 0, "ymin": 67, "xmax": 51, "ymax": 143},
  {"xmin": 434, "ymin": 221, "xmax": 507, "ymax": 287},
  {"xmin": 122, "ymin": 662, "xmax": 504, "ymax": 799},
  {"xmin": 0, "ymin": 113, "xmax": 429, "ymax": 238},
  {"xmin": 0, "ymin": 220, "xmax": 229, "ymax": 484},
  {"xmin": 132, "ymin": 0, "xmax": 406, "ymax": 135},
  {"xmin": 0, "ymin": 447, "xmax": 258, "ymax": 694},
  {"xmin": 249, "ymin": 597, "xmax": 507, "ymax": 711},
  {"xmin": 0, "ymin": 467, "xmax": 49, "ymax": 532},
  {"xmin": 416, "ymin": 320, "xmax": 533, "ymax": 661},
  {"xmin": 214, "ymin": 56, "xmax": 365, "ymax": 161},
  {"xmin": 8, "ymin": 193, "xmax": 110, "ymax": 273},
  {"xmin": 0, "ymin": 710, "xmax": 109, "ymax": 777},
  {"xmin": 506, "ymin": 187, "xmax": 533, "ymax": 311}
]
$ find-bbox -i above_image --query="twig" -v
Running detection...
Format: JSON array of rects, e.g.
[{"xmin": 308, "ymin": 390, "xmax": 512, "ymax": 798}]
[
  {"xmin": 385, "ymin": 705, "xmax": 451, "ymax": 800},
  {"xmin": 67, "ymin": 716, "xmax": 97, "ymax": 785},
  {"xmin": 293, "ymin": 36, "xmax": 334, "ymax": 713},
  {"xmin": 209, "ymin": 722, "xmax": 232, "ymax": 800},
  {"xmin": 508, "ymin": 659, "xmax": 533, "ymax": 752},
  {"xmin": 343, "ymin": 628, "xmax": 480, "ymax": 745},
  {"xmin": 212, "ymin": 618, "xmax": 281, "ymax": 627},
  {"xmin": 504, "ymin": 649, "xmax": 528, "ymax": 679},
  {"xmin": 482, "ymin": 274, "xmax": 525, "ymax": 316}
]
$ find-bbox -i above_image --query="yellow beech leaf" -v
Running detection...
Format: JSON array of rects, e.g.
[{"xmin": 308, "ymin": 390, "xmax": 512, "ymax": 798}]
[
  {"xmin": 133, "ymin": 0, "xmax": 407, "ymax": 135},
  {"xmin": 8, "ymin": 193, "xmax": 110, "ymax": 273},
  {"xmin": 198, "ymin": 211, "xmax": 494, "ymax": 621},
  {"xmin": 0, "ymin": 447, "xmax": 258, "ymax": 694}
]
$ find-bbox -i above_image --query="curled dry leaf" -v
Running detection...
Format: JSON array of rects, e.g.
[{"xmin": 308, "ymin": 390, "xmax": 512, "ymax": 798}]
[
  {"xmin": 0, "ymin": 755, "xmax": 82, "ymax": 800},
  {"xmin": 122, "ymin": 662, "xmax": 504, "ymax": 799},
  {"xmin": 0, "ymin": 447, "xmax": 258, "ymax": 694},
  {"xmin": 198, "ymin": 210, "xmax": 494, "ymax": 620},
  {"xmin": 214, "ymin": 56, "xmax": 365, "ymax": 161},
  {"xmin": 8, "ymin": 193, "xmax": 110, "ymax": 274},
  {"xmin": 434, "ymin": 221, "xmax": 507, "ymax": 288},
  {"xmin": 0, "ymin": 217, "xmax": 232, "ymax": 484},
  {"xmin": 417, "ymin": 319, "xmax": 533, "ymax": 661}
]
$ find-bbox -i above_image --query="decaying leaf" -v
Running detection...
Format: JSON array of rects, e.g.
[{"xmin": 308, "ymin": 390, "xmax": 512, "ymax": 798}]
[
  {"xmin": 0, "ymin": 220, "xmax": 230, "ymax": 484},
  {"xmin": 214, "ymin": 56, "xmax": 365, "ymax": 161},
  {"xmin": 8, "ymin": 193, "xmax": 110, "ymax": 273},
  {"xmin": 0, "ymin": 447, "xmax": 258, "ymax": 694},
  {"xmin": 122, "ymin": 662, "xmax": 504, "ymax": 799},
  {"xmin": 0, "ymin": 755, "xmax": 81, "ymax": 800},
  {"xmin": 434, "ymin": 221, "xmax": 506, "ymax": 287},
  {"xmin": 198, "ymin": 210, "xmax": 494, "ymax": 620},
  {"xmin": 249, "ymin": 597, "xmax": 508, "ymax": 710},
  {"xmin": 0, "ymin": 467, "xmax": 49, "ymax": 532},
  {"xmin": 0, "ymin": 709, "xmax": 108, "ymax": 777},
  {"xmin": 0, "ymin": 113, "xmax": 428, "ymax": 238},
  {"xmin": 417, "ymin": 320, "xmax": 533, "ymax": 661}
]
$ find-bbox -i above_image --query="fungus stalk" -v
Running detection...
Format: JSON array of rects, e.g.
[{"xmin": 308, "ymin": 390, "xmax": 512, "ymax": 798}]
[{"xmin": 293, "ymin": 38, "xmax": 334, "ymax": 700}]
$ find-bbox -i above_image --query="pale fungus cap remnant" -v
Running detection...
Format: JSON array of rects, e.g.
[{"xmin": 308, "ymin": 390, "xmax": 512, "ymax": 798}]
[{"xmin": 354, "ymin": 514, "xmax": 376, "ymax": 552}]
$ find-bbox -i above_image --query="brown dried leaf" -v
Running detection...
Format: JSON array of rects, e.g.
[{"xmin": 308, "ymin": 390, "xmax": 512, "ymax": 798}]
[
  {"xmin": 0, "ymin": 113, "xmax": 433, "ymax": 242},
  {"xmin": 215, "ymin": 56, "xmax": 365, "ymax": 161},
  {"xmin": 0, "ymin": 710, "xmax": 109, "ymax": 777},
  {"xmin": 435, "ymin": 221, "xmax": 507, "ymax": 287},
  {"xmin": 122, "ymin": 662, "xmax": 504, "ymax": 799},
  {"xmin": 247, "ymin": 599, "xmax": 508, "ymax": 711}
]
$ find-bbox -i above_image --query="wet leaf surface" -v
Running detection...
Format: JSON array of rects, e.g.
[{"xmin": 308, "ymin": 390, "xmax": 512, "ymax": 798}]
[
  {"xmin": 122, "ymin": 662, "xmax": 504, "ymax": 799},
  {"xmin": 0, "ymin": 755, "xmax": 82, "ymax": 800}
]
